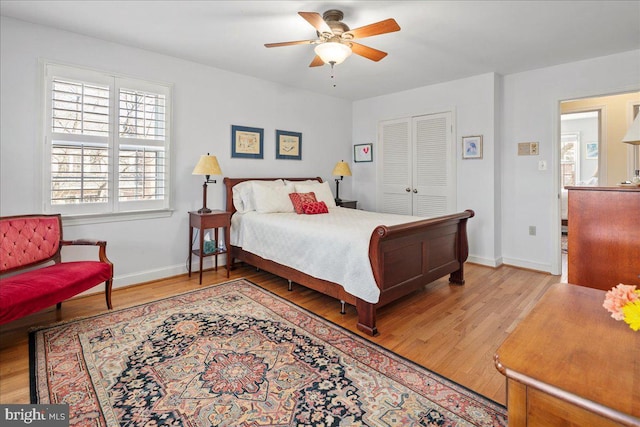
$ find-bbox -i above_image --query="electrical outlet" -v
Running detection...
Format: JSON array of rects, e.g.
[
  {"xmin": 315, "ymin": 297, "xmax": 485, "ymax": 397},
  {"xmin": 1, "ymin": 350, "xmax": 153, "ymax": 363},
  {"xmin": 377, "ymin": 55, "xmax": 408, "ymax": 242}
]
[
  {"xmin": 529, "ymin": 226, "xmax": 536, "ymax": 236},
  {"xmin": 538, "ymin": 160, "xmax": 547, "ymax": 171}
]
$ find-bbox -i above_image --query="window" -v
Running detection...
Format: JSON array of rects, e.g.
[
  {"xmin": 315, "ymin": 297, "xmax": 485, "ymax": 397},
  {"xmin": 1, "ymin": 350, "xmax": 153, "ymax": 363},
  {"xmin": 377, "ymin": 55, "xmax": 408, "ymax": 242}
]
[
  {"xmin": 560, "ymin": 132, "xmax": 579, "ymax": 187},
  {"xmin": 43, "ymin": 62, "xmax": 172, "ymax": 216}
]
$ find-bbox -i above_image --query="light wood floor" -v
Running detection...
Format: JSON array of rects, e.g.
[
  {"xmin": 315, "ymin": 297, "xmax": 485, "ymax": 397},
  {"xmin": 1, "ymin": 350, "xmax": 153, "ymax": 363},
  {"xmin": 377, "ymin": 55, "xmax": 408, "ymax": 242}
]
[{"xmin": 0, "ymin": 263, "xmax": 560, "ymax": 406}]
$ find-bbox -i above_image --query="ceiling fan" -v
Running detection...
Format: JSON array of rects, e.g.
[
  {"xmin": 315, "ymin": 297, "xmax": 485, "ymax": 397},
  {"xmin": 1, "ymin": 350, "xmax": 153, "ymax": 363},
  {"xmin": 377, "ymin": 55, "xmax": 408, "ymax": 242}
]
[{"xmin": 265, "ymin": 10, "xmax": 401, "ymax": 67}]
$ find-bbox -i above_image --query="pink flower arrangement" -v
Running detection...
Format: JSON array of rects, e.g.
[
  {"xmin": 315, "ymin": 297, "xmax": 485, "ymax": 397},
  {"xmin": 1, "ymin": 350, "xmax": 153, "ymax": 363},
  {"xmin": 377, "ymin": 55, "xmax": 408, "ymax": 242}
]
[{"xmin": 603, "ymin": 284, "xmax": 640, "ymax": 331}]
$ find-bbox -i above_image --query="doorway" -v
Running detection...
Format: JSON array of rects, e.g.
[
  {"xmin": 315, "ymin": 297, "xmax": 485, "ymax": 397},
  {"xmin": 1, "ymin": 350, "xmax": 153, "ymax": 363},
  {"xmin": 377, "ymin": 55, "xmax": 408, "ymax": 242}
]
[
  {"xmin": 558, "ymin": 91, "xmax": 640, "ymax": 281},
  {"xmin": 559, "ymin": 110, "xmax": 600, "ymax": 281}
]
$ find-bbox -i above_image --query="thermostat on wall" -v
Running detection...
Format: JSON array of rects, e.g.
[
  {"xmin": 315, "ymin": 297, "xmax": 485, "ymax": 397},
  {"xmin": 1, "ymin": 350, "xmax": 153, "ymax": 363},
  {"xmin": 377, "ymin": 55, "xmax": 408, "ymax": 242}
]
[{"xmin": 518, "ymin": 142, "xmax": 539, "ymax": 156}]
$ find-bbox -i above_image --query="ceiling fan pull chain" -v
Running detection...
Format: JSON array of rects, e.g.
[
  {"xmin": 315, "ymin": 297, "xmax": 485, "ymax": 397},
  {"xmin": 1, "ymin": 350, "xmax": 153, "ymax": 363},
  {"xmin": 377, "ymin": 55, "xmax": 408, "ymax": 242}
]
[{"xmin": 330, "ymin": 62, "xmax": 337, "ymax": 88}]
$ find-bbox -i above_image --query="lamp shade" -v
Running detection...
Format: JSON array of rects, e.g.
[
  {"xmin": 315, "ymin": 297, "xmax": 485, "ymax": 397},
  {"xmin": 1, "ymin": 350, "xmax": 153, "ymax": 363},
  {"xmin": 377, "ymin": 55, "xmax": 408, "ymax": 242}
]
[
  {"xmin": 314, "ymin": 42, "xmax": 352, "ymax": 65},
  {"xmin": 622, "ymin": 114, "xmax": 640, "ymax": 145},
  {"xmin": 332, "ymin": 161, "xmax": 352, "ymax": 177},
  {"xmin": 192, "ymin": 154, "xmax": 222, "ymax": 176}
]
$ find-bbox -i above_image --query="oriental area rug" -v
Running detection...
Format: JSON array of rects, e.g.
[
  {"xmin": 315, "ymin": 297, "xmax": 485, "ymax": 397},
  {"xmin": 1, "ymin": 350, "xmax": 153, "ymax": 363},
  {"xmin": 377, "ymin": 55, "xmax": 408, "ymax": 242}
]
[{"xmin": 30, "ymin": 279, "xmax": 507, "ymax": 426}]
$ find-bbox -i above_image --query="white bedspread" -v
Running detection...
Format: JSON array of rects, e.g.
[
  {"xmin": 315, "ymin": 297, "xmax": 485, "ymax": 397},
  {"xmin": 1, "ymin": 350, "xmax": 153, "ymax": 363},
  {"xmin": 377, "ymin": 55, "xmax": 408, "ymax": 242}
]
[{"xmin": 230, "ymin": 207, "xmax": 424, "ymax": 303}]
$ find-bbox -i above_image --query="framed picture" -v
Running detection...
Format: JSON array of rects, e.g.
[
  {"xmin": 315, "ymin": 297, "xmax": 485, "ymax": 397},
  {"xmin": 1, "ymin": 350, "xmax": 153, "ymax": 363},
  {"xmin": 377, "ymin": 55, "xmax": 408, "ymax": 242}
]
[
  {"xmin": 231, "ymin": 125, "xmax": 263, "ymax": 159},
  {"xmin": 462, "ymin": 135, "xmax": 483, "ymax": 159},
  {"xmin": 354, "ymin": 143, "xmax": 373, "ymax": 162},
  {"xmin": 585, "ymin": 142, "xmax": 598, "ymax": 159},
  {"xmin": 275, "ymin": 130, "xmax": 302, "ymax": 160}
]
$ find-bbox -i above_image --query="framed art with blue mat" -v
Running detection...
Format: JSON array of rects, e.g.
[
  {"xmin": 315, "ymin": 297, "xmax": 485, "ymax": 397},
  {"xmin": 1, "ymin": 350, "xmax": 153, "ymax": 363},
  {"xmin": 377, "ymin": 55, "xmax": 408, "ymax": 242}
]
[
  {"xmin": 275, "ymin": 129, "xmax": 302, "ymax": 160},
  {"xmin": 231, "ymin": 125, "xmax": 263, "ymax": 159}
]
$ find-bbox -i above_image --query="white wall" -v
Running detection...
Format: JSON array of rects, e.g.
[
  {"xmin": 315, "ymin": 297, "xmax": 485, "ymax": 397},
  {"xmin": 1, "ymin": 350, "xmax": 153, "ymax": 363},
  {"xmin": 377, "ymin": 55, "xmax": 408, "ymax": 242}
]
[
  {"xmin": 353, "ymin": 50, "xmax": 640, "ymax": 274},
  {"xmin": 502, "ymin": 50, "xmax": 640, "ymax": 273},
  {"xmin": 0, "ymin": 17, "xmax": 352, "ymax": 289},
  {"xmin": 352, "ymin": 73, "xmax": 501, "ymax": 266}
]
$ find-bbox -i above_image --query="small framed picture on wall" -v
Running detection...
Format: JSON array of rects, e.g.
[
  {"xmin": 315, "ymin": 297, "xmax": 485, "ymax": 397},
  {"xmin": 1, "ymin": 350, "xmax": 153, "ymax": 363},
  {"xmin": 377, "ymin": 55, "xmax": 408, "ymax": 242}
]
[
  {"xmin": 354, "ymin": 143, "xmax": 373, "ymax": 162},
  {"xmin": 231, "ymin": 125, "xmax": 264, "ymax": 159},
  {"xmin": 462, "ymin": 135, "xmax": 483, "ymax": 159},
  {"xmin": 275, "ymin": 130, "xmax": 302, "ymax": 160}
]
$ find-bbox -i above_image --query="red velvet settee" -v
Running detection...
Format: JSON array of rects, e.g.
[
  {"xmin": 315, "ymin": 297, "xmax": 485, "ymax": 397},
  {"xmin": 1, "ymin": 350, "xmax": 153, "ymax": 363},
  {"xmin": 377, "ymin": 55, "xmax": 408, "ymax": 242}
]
[{"xmin": 0, "ymin": 214, "xmax": 113, "ymax": 324}]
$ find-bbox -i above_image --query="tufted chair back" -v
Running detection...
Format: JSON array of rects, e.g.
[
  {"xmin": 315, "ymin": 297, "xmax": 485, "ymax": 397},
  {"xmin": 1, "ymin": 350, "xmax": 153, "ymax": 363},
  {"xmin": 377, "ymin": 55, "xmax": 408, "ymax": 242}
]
[{"xmin": 0, "ymin": 214, "xmax": 62, "ymax": 274}]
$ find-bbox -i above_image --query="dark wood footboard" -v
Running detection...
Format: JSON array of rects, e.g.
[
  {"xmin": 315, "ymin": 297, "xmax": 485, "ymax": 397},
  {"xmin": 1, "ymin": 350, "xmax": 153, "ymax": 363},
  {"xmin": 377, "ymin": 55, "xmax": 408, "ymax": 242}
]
[
  {"xmin": 223, "ymin": 177, "xmax": 474, "ymax": 336},
  {"xmin": 361, "ymin": 209, "xmax": 475, "ymax": 335}
]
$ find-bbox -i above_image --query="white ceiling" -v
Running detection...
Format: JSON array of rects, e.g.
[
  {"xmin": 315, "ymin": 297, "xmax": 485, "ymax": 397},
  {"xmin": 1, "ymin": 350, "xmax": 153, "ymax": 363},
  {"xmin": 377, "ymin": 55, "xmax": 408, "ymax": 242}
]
[{"xmin": 2, "ymin": 1, "xmax": 639, "ymax": 101}]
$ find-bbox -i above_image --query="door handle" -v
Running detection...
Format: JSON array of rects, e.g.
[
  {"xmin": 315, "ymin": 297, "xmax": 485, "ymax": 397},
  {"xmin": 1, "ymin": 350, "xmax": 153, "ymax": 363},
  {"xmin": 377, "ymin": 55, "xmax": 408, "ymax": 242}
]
[
  {"xmin": 413, "ymin": 189, "xmax": 418, "ymax": 193},
  {"xmin": 405, "ymin": 188, "xmax": 411, "ymax": 192}
]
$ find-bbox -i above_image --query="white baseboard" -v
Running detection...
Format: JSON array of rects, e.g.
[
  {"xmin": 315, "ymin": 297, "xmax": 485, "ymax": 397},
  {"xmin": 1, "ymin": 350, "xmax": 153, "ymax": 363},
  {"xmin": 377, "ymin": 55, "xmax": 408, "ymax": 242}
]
[
  {"xmin": 75, "ymin": 253, "xmax": 552, "ymax": 300},
  {"xmin": 113, "ymin": 264, "xmax": 187, "ymax": 288},
  {"xmin": 501, "ymin": 256, "xmax": 552, "ymax": 274},
  {"xmin": 74, "ymin": 255, "xmax": 229, "ymax": 299},
  {"xmin": 467, "ymin": 255, "xmax": 503, "ymax": 268}
]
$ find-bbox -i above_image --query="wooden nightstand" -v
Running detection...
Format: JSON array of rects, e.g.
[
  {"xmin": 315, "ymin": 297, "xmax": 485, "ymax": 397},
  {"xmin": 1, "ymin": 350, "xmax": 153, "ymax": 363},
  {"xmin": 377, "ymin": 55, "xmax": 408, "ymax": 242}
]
[
  {"xmin": 336, "ymin": 199, "xmax": 357, "ymax": 209},
  {"xmin": 188, "ymin": 210, "xmax": 231, "ymax": 284}
]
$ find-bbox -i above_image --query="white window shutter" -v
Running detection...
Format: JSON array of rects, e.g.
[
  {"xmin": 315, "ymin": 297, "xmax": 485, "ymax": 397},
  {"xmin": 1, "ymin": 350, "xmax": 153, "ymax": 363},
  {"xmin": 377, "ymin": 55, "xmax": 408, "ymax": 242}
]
[{"xmin": 43, "ymin": 62, "xmax": 172, "ymax": 215}]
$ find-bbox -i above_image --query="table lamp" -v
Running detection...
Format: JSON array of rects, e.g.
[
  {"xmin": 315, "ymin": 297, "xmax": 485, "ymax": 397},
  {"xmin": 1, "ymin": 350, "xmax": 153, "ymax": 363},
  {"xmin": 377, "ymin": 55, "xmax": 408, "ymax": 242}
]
[
  {"xmin": 332, "ymin": 160, "xmax": 352, "ymax": 203},
  {"xmin": 192, "ymin": 153, "xmax": 222, "ymax": 213}
]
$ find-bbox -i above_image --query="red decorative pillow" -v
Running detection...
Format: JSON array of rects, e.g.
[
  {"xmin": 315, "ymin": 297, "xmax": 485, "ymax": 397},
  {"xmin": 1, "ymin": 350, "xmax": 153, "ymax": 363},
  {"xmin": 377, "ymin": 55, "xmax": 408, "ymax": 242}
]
[
  {"xmin": 302, "ymin": 201, "xmax": 329, "ymax": 215},
  {"xmin": 289, "ymin": 192, "xmax": 317, "ymax": 214}
]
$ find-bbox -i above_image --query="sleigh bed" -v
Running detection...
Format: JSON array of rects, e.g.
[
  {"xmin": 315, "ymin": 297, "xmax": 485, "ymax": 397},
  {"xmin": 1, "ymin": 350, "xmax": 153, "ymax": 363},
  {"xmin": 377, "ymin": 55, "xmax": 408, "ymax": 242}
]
[{"xmin": 224, "ymin": 177, "xmax": 474, "ymax": 336}]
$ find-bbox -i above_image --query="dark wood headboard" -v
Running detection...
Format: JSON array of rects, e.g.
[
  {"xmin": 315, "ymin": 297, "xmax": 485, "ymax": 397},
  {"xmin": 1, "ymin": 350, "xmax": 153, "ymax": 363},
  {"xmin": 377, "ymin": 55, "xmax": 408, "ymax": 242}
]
[{"xmin": 222, "ymin": 177, "xmax": 323, "ymax": 215}]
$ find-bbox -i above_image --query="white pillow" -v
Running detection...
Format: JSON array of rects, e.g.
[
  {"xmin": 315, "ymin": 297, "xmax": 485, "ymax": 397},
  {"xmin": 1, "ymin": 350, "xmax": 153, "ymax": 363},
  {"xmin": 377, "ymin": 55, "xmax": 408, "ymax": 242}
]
[
  {"xmin": 252, "ymin": 181, "xmax": 295, "ymax": 213},
  {"xmin": 284, "ymin": 179, "xmax": 319, "ymax": 187},
  {"xmin": 232, "ymin": 180, "xmax": 284, "ymax": 213},
  {"xmin": 294, "ymin": 181, "xmax": 337, "ymax": 208}
]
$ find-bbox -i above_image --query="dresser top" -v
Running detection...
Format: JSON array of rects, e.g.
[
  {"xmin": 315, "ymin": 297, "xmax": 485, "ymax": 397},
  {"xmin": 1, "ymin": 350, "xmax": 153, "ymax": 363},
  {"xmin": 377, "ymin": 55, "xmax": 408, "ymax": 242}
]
[
  {"xmin": 495, "ymin": 283, "xmax": 640, "ymax": 422},
  {"xmin": 566, "ymin": 185, "xmax": 640, "ymax": 192}
]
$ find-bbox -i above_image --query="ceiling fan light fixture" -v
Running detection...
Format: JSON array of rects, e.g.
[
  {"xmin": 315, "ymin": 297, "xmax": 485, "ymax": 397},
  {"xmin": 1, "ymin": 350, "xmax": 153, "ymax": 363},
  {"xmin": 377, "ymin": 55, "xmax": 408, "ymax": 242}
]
[{"xmin": 314, "ymin": 42, "xmax": 352, "ymax": 65}]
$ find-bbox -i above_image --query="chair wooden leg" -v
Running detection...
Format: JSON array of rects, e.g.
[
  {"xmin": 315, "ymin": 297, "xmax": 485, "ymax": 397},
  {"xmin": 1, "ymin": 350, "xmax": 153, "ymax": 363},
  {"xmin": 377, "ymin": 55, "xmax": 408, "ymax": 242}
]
[{"xmin": 105, "ymin": 279, "xmax": 113, "ymax": 310}]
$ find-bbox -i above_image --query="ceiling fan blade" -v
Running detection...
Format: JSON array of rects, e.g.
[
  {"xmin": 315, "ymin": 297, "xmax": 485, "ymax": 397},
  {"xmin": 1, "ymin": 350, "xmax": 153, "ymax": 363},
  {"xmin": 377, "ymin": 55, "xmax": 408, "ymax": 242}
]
[
  {"xmin": 350, "ymin": 42, "xmax": 388, "ymax": 62},
  {"xmin": 309, "ymin": 55, "xmax": 325, "ymax": 67},
  {"xmin": 264, "ymin": 40, "xmax": 316, "ymax": 48},
  {"xmin": 298, "ymin": 11, "xmax": 333, "ymax": 35},
  {"xmin": 346, "ymin": 18, "xmax": 400, "ymax": 39}
]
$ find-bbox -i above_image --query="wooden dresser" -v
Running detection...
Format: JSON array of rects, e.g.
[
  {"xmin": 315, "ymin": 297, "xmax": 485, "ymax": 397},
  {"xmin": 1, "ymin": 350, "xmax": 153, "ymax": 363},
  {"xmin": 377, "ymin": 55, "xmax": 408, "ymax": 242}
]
[
  {"xmin": 495, "ymin": 283, "xmax": 639, "ymax": 427},
  {"xmin": 567, "ymin": 186, "xmax": 640, "ymax": 290}
]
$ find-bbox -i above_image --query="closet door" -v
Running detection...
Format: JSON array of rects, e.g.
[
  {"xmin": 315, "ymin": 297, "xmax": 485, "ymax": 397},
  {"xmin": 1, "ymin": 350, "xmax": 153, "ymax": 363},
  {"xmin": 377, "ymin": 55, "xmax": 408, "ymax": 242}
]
[
  {"xmin": 413, "ymin": 112, "xmax": 455, "ymax": 217},
  {"xmin": 378, "ymin": 118, "xmax": 412, "ymax": 215},
  {"xmin": 377, "ymin": 112, "xmax": 455, "ymax": 217}
]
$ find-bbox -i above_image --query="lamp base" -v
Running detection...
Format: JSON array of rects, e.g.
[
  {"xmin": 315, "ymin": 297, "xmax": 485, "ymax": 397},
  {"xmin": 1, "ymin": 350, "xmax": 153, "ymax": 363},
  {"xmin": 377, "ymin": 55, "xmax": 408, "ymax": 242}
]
[{"xmin": 197, "ymin": 207, "xmax": 212, "ymax": 214}]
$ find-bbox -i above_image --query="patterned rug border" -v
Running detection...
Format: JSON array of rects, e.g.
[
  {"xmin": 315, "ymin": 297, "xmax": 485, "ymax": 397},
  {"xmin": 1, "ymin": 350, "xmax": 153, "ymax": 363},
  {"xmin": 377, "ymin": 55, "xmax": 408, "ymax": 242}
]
[{"xmin": 29, "ymin": 277, "xmax": 506, "ymax": 424}]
